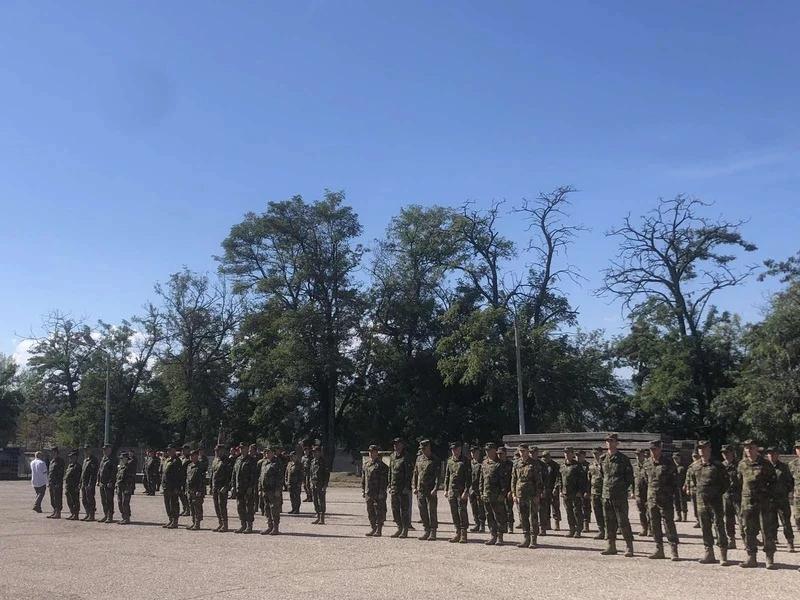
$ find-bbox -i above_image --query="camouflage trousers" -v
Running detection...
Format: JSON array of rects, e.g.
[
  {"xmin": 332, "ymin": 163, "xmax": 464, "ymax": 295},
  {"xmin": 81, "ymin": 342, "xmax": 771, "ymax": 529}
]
[
  {"xmin": 65, "ymin": 486, "xmax": 80, "ymax": 516},
  {"xmin": 582, "ymin": 495, "xmax": 591, "ymax": 525},
  {"xmin": 506, "ymin": 496, "xmax": 514, "ymax": 528},
  {"xmin": 723, "ymin": 494, "xmax": 741, "ymax": 545},
  {"xmin": 366, "ymin": 494, "xmax": 387, "ymax": 527},
  {"xmin": 674, "ymin": 488, "xmax": 688, "ymax": 516},
  {"xmin": 483, "ymin": 493, "xmax": 508, "ymax": 534},
  {"xmin": 469, "ymin": 491, "xmax": 485, "ymax": 525},
  {"xmin": 550, "ymin": 491, "xmax": 561, "ymax": 522},
  {"xmin": 81, "ymin": 485, "xmax": 96, "ymax": 514},
  {"xmin": 312, "ymin": 485, "xmax": 327, "ymax": 515},
  {"xmin": 740, "ymin": 497, "xmax": 777, "ymax": 555},
  {"xmin": 212, "ymin": 487, "xmax": 228, "ymax": 523},
  {"xmin": 99, "ymin": 484, "xmax": 115, "ymax": 518},
  {"xmin": 794, "ymin": 500, "xmax": 800, "ymax": 530},
  {"xmin": 603, "ymin": 495, "xmax": 633, "ymax": 543},
  {"xmin": 448, "ymin": 494, "xmax": 469, "ymax": 530},
  {"xmin": 591, "ymin": 494, "xmax": 605, "ymax": 535},
  {"xmin": 774, "ymin": 499, "xmax": 795, "ymax": 543},
  {"xmin": 288, "ymin": 483, "xmax": 302, "ymax": 513},
  {"xmin": 635, "ymin": 487, "xmax": 649, "ymax": 531},
  {"xmin": 190, "ymin": 494, "xmax": 204, "ymax": 522},
  {"xmin": 539, "ymin": 492, "xmax": 553, "ymax": 531},
  {"xmin": 697, "ymin": 495, "xmax": 727, "ymax": 549},
  {"xmin": 116, "ymin": 488, "xmax": 132, "ymax": 520},
  {"xmin": 648, "ymin": 501, "xmax": 678, "ymax": 546},
  {"xmin": 517, "ymin": 495, "xmax": 540, "ymax": 536},
  {"xmin": 49, "ymin": 485, "xmax": 63, "ymax": 512},
  {"xmin": 417, "ymin": 490, "xmax": 438, "ymax": 531},
  {"xmin": 563, "ymin": 494, "xmax": 585, "ymax": 534},
  {"xmin": 180, "ymin": 491, "xmax": 190, "ymax": 514},
  {"xmin": 691, "ymin": 492, "xmax": 698, "ymax": 521},
  {"xmin": 304, "ymin": 474, "xmax": 312, "ymax": 501},
  {"xmin": 262, "ymin": 491, "xmax": 281, "ymax": 526},
  {"xmin": 391, "ymin": 491, "xmax": 411, "ymax": 527},
  {"xmin": 163, "ymin": 490, "xmax": 180, "ymax": 520},
  {"xmin": 236, "ymin": 490, "xmax": 256, "ymax": 523}
]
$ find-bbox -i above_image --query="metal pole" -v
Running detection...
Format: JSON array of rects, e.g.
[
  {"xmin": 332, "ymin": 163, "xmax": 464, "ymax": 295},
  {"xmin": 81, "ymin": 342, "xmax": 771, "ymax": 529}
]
[
  {"xmin": 104, "ymin": 357, "xmax": 110, "ymax": 446},
  {"xmin": 514, "ymin": 311, "xmax": 526, "ymax": 435}
]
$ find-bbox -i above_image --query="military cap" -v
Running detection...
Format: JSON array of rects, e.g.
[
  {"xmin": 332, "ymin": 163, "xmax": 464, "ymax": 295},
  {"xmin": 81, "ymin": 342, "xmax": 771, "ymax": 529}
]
[
  {"xmin": 470, "ymin": 445, "xmax": 480, "ymax": 452},
  {"xmin": 419, "ymin": 439, "xmax": 431, "ymax": 448},
  {"xmin": 50, "ymin": 445, "xmax": 59, "ymax": 452},
  {"xmin": 312, "ymin": 444, "xmax": 322, "ymax": 450},
  {"xmin": 484, "ymin": 442, "xmax": 497, "ymax": 450},
  {"xmin": 182, "ymin": 443, "xmax": 191, "ymax": 449},
  {"xmin": 593, "ymin": 446, "xmax": 603, "ymax": 453},
  {"xmin": 191, "ymin": 448, "xmax": 200, "ymax": 455},
  {"xmin": 720, "ymin": 444, "xmax": 733, "ymax": 452},
  {"xmin": 368, "ymin": 444, "xmax": 379, "ymax": 451},
  {"xmin": 449, "ymin": 441, "xmax": 462, "ymax": 449},
  {"xmin": 68, "ymin": 449, "xmax": 78, "ymax": 457},
  {"xmin": 577, "ymin": 449, "xmax": 586, "ymax": 456},
  {"xmin": 313, "ymin": 439, "xmax": 322, "ymax": 446},
  {"xmin": 497, "ymin": 446, "xmax": 507, "ymax": 453},
  {"xmin": 541, "ymin": 450, "xmax": 551, "ymax": 457},
  {"xmin": 742, "ymin": 439, "xmax": 758, "ymax": 447},
  {"xmin": 765, "ymin": 446, "xmax": 779, "ymax": 454},
  {"xmin": 215, "ymin": 443, "xmax": 226, "ymax": 450},
  {"xmin": 794, "ymin": 440, "xmax": 800, "ymax": 449},
  {"xmin": 239, "ymin": 441, "xmax": 247, "ymax": 447},
  {"xmin": 605, "ymin": 432, "xmax": 619, "ymax": 441},
  {"xmin": 102, "ymin": 443, "xmax": 112, "ymax": 449},
  {"xmin": 696, "ymin": 440, "xmax": 710, "ymax": 449},
  {"xmin": 518, "ymin": 443, "xmax": 529, "ymax": 450},
  {"xmin": 248, "ymin": 443, "xmax": 257, "ymax": 450},
  {"xmin": 529, "ymin": 445, "xmax": 539, "ymax": 452},
  {"xmin": 636, "ymin": 447, "xmax": 647, "ymax": 454},
  {"xmin": 118, "ymin": 452, "xmax": 128, "ymax": 459},
  {"xmin": 649, "ymin": 440, "xmax": 662, "ymax": 449},
  {"xmin": 289, "ymin": 450, "xmax": 298, "ymax": 456},
  {"xmin": 564, "ymin": 447, "xmax": 575, "ymax": 454}
]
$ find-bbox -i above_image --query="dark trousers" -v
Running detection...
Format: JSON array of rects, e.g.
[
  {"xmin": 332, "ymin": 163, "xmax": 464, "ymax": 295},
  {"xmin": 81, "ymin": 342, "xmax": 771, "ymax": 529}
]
[
  {"xmin": 603, "ymin": 496, "xmax": 633, "ymax": 544},
  {"xmin": 99, "ymin": 485, "xmax": 115, "ymax": 517},
  {"xmin": 697, "ymin": 495, "xmax": 727, "ymax": 549},
  {"xmin": 582, "ymin": 495, "xmax": 591, "ymax": 525},
  {"xmin": 289, "ymin": 483, "xmax": 301, "ymax": 512},
  {"xmin": 391, "ymin": 491, "xmax": 411, "ymax": 527},
  {"xmin": 49, "ymin": 485, "xmax": 63, "ymax": 511},
  {"xmin": 448, "ymin": 494, "xmax": 469, "ymax": 530},
  {"xmin": 366, "ymin": 495, "xmax": 387, "ymax": 526},
  {"xmin": 236, "ymin": 491, "xmax": 256, "ymax": 523},
  {"xmin": 483, "ymin": 493, "xmax": 507, "ymax": 534},
  {"xmin": 775, "ymin": 500, "xmax": 794, "ymax": 543},
  {"xmin": 312, "ymin": 486, "xmax": 326, "ymax": 515},
  {"xmin": 723, "ymin": 494, "xmax": 741, "ymax": 544},
  {"xmin": 674, "ymin": 489, "xmax": 688, "ymax": 515},
  {"xmin": 164, "ymin": 490, "xmax": 180, "ymax": 520},
  {"xmin": 469, "ymin": 491, "xmax": 485, "ymax": 525},
  {"xmin": 635, "ymin": 488, "xmax": 649, "ymax": 531},
  {"xmin": 116, "ymin": 489, "xmax": 132, "ymax": 520},
  {"xmin": 741, "ymin": 498, "xmax": 778, "ymax": 555},
  {"xmin": 539, "ymin": 493, "xmax": 552, "ymax": 531},
  {"xmin": 180, "ymin": 491, "xmax": 189, "ymax": 514},
  {"xmin": 506, "ymin": 496, "xmax": 514, "ymax": 528},
  {"xmin": 33, "ymin": 485, "xmax": 46, "ymax": 510},
  {"xmin": 81, "ymin": 485, "xmax": 96, "ymax": 513},
  {"xmin": 66, "ymin": 486, "xmax": 80, "ymax": 516},
  {"xmin": 691, "ymin": 492, "xmax": 698, "ymax": 521},
  {"xmin": 191, "ymin": 496, "xmax": 204, "ymax": 522},
  {"xmin": 564, "ymin": 494, "xmax": 585, "ymax": 533},
  {"xmin": 212, "ymin": 488, "xmax": 228, "ymax": 523},
  {"xmin": 649, "ymin": 502, "xmax": 678, "ymax": 546},
  {"xmin": 518, "ymin": 496, "xmax": 539, "ymax": 535},
  {"xmin": 592, "ymin": 494, "xmax": 605, "ymax": 535},
  {"xmin": 263, "ymin": 491, "xmax": 281, "ymax": 526},
  {"xmin": 417, "ymin": 491, "xmax": 438, "ymax": 531},
  {"xmin": 551, "ymin": 491, "xmax": 561, "ymax": 522},
  {"xmin": 304, "ymin": 475, "xmax": 312, "ymax": 500}
]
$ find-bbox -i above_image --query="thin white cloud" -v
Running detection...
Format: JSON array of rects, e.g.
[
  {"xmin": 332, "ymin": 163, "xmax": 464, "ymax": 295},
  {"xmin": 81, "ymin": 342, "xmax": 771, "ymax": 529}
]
[
  {"xmin": 666, "ymin": 151, "xmax": 795, "ymax": 179},
  {"xmin": 11, "ymin": 339, "xmax": 35, "ymax": 367}
]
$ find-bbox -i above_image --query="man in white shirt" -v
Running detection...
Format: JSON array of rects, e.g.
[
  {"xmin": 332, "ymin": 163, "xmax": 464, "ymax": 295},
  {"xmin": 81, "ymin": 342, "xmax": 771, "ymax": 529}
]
[{"xmin": 30, "ymin": 451, "xmax": 48, "ymax": 513}]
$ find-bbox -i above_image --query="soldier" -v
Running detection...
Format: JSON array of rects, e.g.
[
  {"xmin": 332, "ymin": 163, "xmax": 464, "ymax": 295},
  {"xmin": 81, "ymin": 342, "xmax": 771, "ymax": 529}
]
[
  {"xmin": 412, "ymin": 440, "xmax": 440, "ymax": 541},
  {"xmin": 80, "ymin": 445, "xmax": 99, "ymax": 521},
  {"xmin": 791, "ymin": 441, "xmax": 800, "ymax": 534},
  {"xmin": 232, "ymin": 443, "xmax": 258, "ymax": 533},
  {"xmin": 258, "ymin": 447, "xmax": 283, "ymax": 535},
  {"xmin": 687, "ymin": 440, "xmax": 729, "ymax": 565},
  {"xmin": 765, "ymin": 447, "xmax": 795, "ymax": 552},
  {"xmin": 497, "ymin": 446, "xmax": 514, "ymax": 534},
  {"xmin": 600, "ymin": 432, "xmax": 635, "ymax": 557},
  {"xmin": 738, "ymin": 439, "xmax": 779, "ymax": 569},
  {"xmin": 541, "ymin": 450, "xmax": 561, "ymax": 532},
  {"xmin": 115, "ymin": 451, "xmax": 135, "ymax": 525},
  {"xmin": 198, "ymin": 447, "xmax": 209, "ymax": 476},
  {"xmin": 126, "ymin": 450, "xmax": 138, "ymax": 495},
  {"xmin": 178, "ymin": 444, "xmax": 191, "ymax": 517},
  {"xmin": 185, "ymin": 449, "xmax": 206, "ymax": 530},
  {"xmin": 285, "ymin": 450, "xmax": 303, "ymax": 514},
  {"xmin": 301, "ymin": 443, "xmax": 314, "ymax": 502},
  {"xmin": 577, "ymin": 450, "xmax": 591, "ymax": 533},
  {"xmin": 64, "ymin": 450, "xmax": 82, "ymax": 520},
  {"xmin": 480, "ymin": 442, "xmax": 508, "ymax": 546},
  {"xmin": 388, "ymin": 437, "xmax": 414, "ymax": 538},
  {"xmin": 688, "ymin": 450, "xmax": 701, "ymax": 528},
  {"xmin": 721, "ymin": 445, "xmax": 741, "ymax": 550},
  {"xmin": 97, "ymin": 444, "xmax": 117, "ymax": 524},
  {"xmin": 143, "ymin": 449, "xmax": 155, "ymax": 495},
  {"xmin": 362, "ymin": 444, "xmax": 389, "ymax": 537},
  {"xmin": 588, "ymin": 447, "xmax": 605, "ymax": 540},
  {"xmin": 512, "ymin": 443, "xmax": 543, "ymax": 549},
  {"xmin": 161, "ymin": 444, "xmax": 183, "ymax": 529},
  {"xmin": 560, "ymin": 447, "xmax": 587, "ymax": 538},
  {"xmin": 210, "ymin": 443, "xmax": 232, "ymax": 532},
  {"xmin": 310, "ymin": 443, "xmax": 330, "ymax": 525},
  {"xmin": 444, "ymin": 441, "xmax": 471, "ymax": 543},
  {"xmin": 633, "ymin": 448, "xmax": 649, "ymax": 536},
  {"xmin": 643, "ymin": 441, "xmax": 679, "ymax": 560},
  {"xmin": 673, "ymin": 453, "xmax": 688, "ymax": 522},
  {"xmin": 46, "ymin": 446, "xmax": 65, "ymax": 519},
  {"xmin": 468, "ymin": 446, "xmax": 486, "ymax": 533}
]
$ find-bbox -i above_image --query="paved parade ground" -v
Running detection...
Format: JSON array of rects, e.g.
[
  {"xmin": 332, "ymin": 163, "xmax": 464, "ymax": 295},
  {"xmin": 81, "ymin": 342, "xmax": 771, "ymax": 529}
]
[{"xmin": 0, "ymin": 481, "xmax": 797, "ymax": 600}]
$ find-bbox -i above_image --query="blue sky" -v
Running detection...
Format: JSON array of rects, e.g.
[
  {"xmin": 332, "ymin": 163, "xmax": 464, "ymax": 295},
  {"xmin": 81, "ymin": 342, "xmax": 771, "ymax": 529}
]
[{"xmin": 2, "ymin": 1, "xmax": 799, "ymax": 364}]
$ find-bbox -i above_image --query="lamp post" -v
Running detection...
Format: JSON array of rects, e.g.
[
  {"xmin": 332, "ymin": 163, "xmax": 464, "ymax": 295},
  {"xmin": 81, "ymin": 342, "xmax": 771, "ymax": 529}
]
[
  {"xmin": 104, "ymin": 357, "xmax": 110, "ymax": 447},
  {"xmin": 513, "ymin": 309, "xmax": 526, "ymax": 435}
]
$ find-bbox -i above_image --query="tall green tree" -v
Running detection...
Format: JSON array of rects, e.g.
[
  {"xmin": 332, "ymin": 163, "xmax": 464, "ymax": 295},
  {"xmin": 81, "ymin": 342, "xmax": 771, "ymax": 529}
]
[{"xmin": 0, "ymin": 353, "xmax": 24, "ymax": 446}]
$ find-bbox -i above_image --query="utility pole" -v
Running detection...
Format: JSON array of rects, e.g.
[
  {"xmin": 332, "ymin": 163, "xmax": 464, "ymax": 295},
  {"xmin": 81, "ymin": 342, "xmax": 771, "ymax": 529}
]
[
  {"xmin": 104, "ymin": 357, "xmax": 110, "ymax": 447},
  {"xmin": 513, "ymin": 310, "xmax": 526, "ymax": 435}
]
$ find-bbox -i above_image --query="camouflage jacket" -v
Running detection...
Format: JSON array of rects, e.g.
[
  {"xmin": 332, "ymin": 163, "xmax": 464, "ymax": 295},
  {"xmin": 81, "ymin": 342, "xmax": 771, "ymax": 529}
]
[
  {"xmin": 577, "ymin": 460, "xmax": 590, "ymax": 494},
  {"xmin": 470, "ymin": 458, "xmax": 483, "ymax": 494},
  {"xmin": 162, "ymin": 456, "xmax": 184, "ymax": 493},
  {"xmin": 738, "ymin": 456, "xmax": 776, "ymax": 504},
  {"xmin": 98, "ymin": 455, "xmax": 117, "ymax": 486},
  {"xmin": 689, "ymin": 459, "xmax": 729, "ymax": 500},
  {"xmin": 233, "ymin": 454, "xmax": 258, "ymax": 494},
  {"xmin": 789, "ymin": 457, "xmax": 800, "ymax": 501},
  {"xmin": 413, "ymin": 453, "xmax": 441, "ymax": 495},
  {"xmin": 210, "ymin": 456, "xmax": 232, "ymax": 491},
  {"xmin": 285, "ymin": 460, "xmax": 304, "ymax": 487},
  {"xmin": 673, "ymin": 461, "xmax": 687, "ymax": 491},
  {"xmin": 80, "ymin": 455, "xmax": 99, "ymax": 487},
  {"xmin": 64, "ymin": 461, "xmax": 82, "ymax": 489},
  {"xmin": 511, "ymin": 456, "xmax": 543, "ymax": 499},
  {"xmin": 186, "ymin": 462, "xmax": 206, "ymax": 497},
  {"xmin": 559, "ymin": 460, "xmax": 588, "ymax": 496},
  {"xmin": 388, "ymin": 451, "xmax": 414, "ymax": 494},
  {"xmin": 771, "ymin": 460, "xmax": 794, "ymax": 501},
  {"xmin": 115, "ymin": 462, "xmax": 135, "ymax": 493},
  {"xmin": 497, "ymin": 459, "xmax": 513, "ymax": 497},
  {"xmin": 362, "ymin": 458, "xmax": 389, "ymax": 498},
  {"xmin": 310, "ymin": 456, "xmax": 330, "ymax": 487},
  {"xmin": 144, "ymin": 456, "xmax": 161, "ymax": 477},
  {"xmin": 542, "ymin": 459, "xmax": 560, "ymax": 493},
  {"xmin": 258, "ymin": 458, "xmax": 282, "ymax": 495},
  {"xmin": 48, "ymin": 456, "xmax": 65, "ymax": 486},
  {"xmin": 444, "ymin": 455, "xmax": 471, "ymax": 499},
  {"xmin": 644, "ymin": 457, "xmax": 677, "ymax": 506},
  {"xmin": 722, "ymin": 460, "xmax": 740, "ymax": 500},
  {"xmin": 180, "ymin": 455, "xmax": 191, "ymax": 483},
  {"xmin": 601, "ymin": 451, "xmax": 634, "ymax": 500},
  {"xmin": 479, "ymin": 457, "xmax": 507, "ymax": 498},
  {"xmin": 588, "ymin": 461, "xmax": 603, "ymax": 496},
  {"xmin": 633, "ymin": 460, "xmax": 648, "ymax": 496},
  {"xmin": 301, "ymin": 453, "xmax": 313, "ymax": 478}
]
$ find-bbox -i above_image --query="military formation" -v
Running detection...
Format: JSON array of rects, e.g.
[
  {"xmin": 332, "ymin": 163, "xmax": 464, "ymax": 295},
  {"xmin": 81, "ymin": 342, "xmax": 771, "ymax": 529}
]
[{"xmin": 34, "ymin": 434, "xmax": 800, "ymax": 571}]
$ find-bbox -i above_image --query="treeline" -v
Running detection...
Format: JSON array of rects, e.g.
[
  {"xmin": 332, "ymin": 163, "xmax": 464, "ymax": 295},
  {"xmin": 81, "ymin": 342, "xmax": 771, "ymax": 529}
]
[{"xmin": 2, "ymin": 189, "xmax": 798, "ymax": 457}]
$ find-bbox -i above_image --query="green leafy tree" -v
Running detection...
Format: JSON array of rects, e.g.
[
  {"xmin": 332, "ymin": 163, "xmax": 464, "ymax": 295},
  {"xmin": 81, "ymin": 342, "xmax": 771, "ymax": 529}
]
[{"xmin": 0, "ymin": 353, "xmax": 24, "ymax": 446}]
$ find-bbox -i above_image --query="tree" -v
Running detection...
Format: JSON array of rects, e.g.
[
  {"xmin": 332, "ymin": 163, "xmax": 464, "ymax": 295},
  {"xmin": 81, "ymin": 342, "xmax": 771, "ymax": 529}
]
[
  {"xmin": 599, "ymin": 195, "xmax": 757, "ymax": 438},
  {"xmin": 0, "ymin": 353, "xmax": 24, "ymax": 446}
]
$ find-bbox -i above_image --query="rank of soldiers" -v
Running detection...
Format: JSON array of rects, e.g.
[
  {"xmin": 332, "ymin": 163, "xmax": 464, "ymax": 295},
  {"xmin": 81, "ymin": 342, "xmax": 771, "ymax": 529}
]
[{"xmin": 38, "ymin": 435, "xmax": 800, "ymax": 571}]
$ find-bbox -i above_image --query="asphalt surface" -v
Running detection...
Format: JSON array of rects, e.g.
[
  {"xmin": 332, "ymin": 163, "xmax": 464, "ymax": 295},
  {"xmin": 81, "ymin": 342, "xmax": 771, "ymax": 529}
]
[{"xmin": 1, "ymin": 481, "xmax": 798, "ymax": 600}]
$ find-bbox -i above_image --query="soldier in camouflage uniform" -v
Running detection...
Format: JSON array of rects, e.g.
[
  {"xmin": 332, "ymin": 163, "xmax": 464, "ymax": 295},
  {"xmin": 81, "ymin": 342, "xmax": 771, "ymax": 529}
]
[
  {"xmin": 310, "ymin": 443, "xmax": 330, "ymax": 525},
  {"xmin": 64, "ymin": 450, "xmax": 82, "ymax": 520},
  {"xmin": 673, "ymin": 453, "xmax": 688, "ymax": 522},
  {"xmin": 643, "ymin": 440, "xmax": 679, "ymax": 560},
  {"xmin": 688, "ymin": 451, "xmax": 701, "ymax": 528},
  {"xmin": 46, "ymin": 446, "xmax": 65, "ymax": 519},
  {"xmin": 721, "ymin": 445, "xmax": 741, "ymax": 549},
  {"xmin": 301, "ymin": 444, "xmax": 314, "ymax": 502},
  {"xmin": 210, "ymin": 443, "xmax": 232, "ymax": 532},
  {"xmin": 232, "ymin": 443, "xmax": 259, "ymax": 533},
  {"xmin": 600, "ymin": 433, "xmax": 635, "ymax": 557},
  {"xmin": 80, "ymin": 445, "xmax": 99, "ymax": 521},
  {"xmin": 791, "ymin": 441, "xmax": 800, "ymax": 533},
  {"xmin": 588, "ymin": 447, "xmax": 605, "ymax": 540},
  {"xmin": 468, "ymin": 446, "xmax": 486, "ymax": 533},
  {"xmin": 577, "ymin": 450, "xmax": 591, "ymax": 533},
  {"xmin": 362, "ymin": 444, "xmax": 389, "ymax": 537},
  {"xmin": 766, "ymin": 446, "xmax": 795, "ymax": 552},
  {"xmin": 161, "ymin": 444, "xmax": 183, "ymax": 529},
  {"xmin": 144, "ymin": 449, "xmax": 160, "ymax": 496},
  {"xmin": 285, "ymin": 450, "xmax": 303, "ymax": 514},
  {"xmin": 97, "ymin": 444, "xmax": 117, "ymax": 524},
  {"xmin": 185, "ymin": 449, "xmax": 206, "ymax": 530},
  {"xmin": 511, "ymin": 443, "xmax": 543, "ymax": 548},
  {"xmin": 738, "ymin": 439, "xmax": 779, "ymax": 569},
  {"xmin": 689, "ymin": 441, "xmax": 730, "ymax": 565},
  {"xmin": 497, "ymin": 446, "xmax": 514, "ymax": 533},
  {"xmin": 412, "ymin": 439, "xmax": 441, "ymax": 541},
  {"xmin": 560, "ymin": 447, "xmax": 587, "ymax": 538},
  {"xmin": 444, "ymin": 441, "xmax": 471, "ymax": 543},
  {"xmin": 179, "ymin": 444, "xmax": 192, "ymax": 517},
  {"xmin": 258, "ymin": 447, "xmax": 284, "ymax": 535},
  {"xmin": 633, "ymin": 448, "xmax": 649, "ymax": 536},
  {"xmin": 115, "ymin": 452, "xmax": 135, "ymax": 524},
  {"xmin": 389, "ymin": 437, "xmax": 414, "ymax": 538},
  {"xmin": 541, "ymin": 450, "xmax": 561, "ymax": 532},
  {"xmin": 480, "ymin": 442, "xmax": 508, "ymax": 546},
  {"xmin": 531, "ymin": 447, "xmax": 550, "ymax": 535}
]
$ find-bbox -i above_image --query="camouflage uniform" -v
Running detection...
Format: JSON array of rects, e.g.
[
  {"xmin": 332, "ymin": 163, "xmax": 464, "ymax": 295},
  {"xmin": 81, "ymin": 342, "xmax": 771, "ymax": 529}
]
[
  {"xmin": 790, "ymin": 445, "xmax": 800, "ymax": 531},
  {"xmin": 301, "ymin": 448, "xmax": 314, "ymax": 502},
  {"xmin": 722, "ymin": 448, "xmax": 742, "ymax": 549},
  {"xmin": 362, "ymin": 452, "xmax": 389, "ymax": 535},
  {"xmin": 673, "ymin": 456, "xmax": 688, "ymax": 520},
  {"xmin": 115, "ymin": 456, "xmax": 135, "ymax": 523},
  {"xmin": 48, "ymin": 452, "xmax": 65, "ymax": 516},
  {"xmin": 644, "ymin": 446, "xmax": 679, "ymax": 558},
  {"xmin": 285, "ymin": 457, "xmax": 304, "ymax": 514},
  {"xmin": 161, "ymin": 453, "xmax": 183, "ymax": 527},
  {"xmin": 738, "ymin": 447, "xmax": 779, "ymax": 565},
  {"xmin": 310, "ymin": 450, "xmax": 330, "ymax": 523},
  {"xmin": 388, "ymin": 445, "xmax": 414, "ymax": 535},
  {"xmin": 588, "ymin": 452, "xmax": 605, "ymax": 538},
  {"xmin": 179, "ymin": 451, "xmax": 191, "ymax": 516},
  {"xmin": 97, "ymin": 450, "xmax": 117, "ymax": 522},
  {"xmin": 468, "ymin": 450, "xmax": 485, "ymax": 532},
  {"xmin": 412, "ymin": 443, "xmax": 441, "ymax": 539},
  {"xmin": 64, "ymin": 454, "xmax": 82, "ymax": 519},
  {"xmin": 80, "ymin": 451, "xmax": 99, "ymax": 520},
  {"xmin": 600, "ymin": 442, "xmax": 635, "ymax": 555},
  {"xmin": 633, "ymin": 454, "xmax": 649, "ymax": 535},
  {"xmin": 559, "ymin": 453, "xmax": 587, "ymax": 537},
  {"xmin": 186, "ymin": 458, "xmax": 206, "ymax": 530},
  {"xmin": 145, "ymin": 453, "xmax": 161, "ymax": 495},
  {"xmin": 257, "ymin": 454, "xmax": 283, "ymax": 534},
  {"xmin": 690, "ymin": 454, "xmax": 730, "ymax": 558},
  {"xmin": 769, "ymin": 453, "xmax": 795, "ymax": 549},
  {"xmin": 444, "ymin": 445, "xmax": 471, "ymax": 541},
  {"xmin": 512, "ymin": 451, "xmax": 543, "ymax": 547},
  {"xmin": 479, "ymin": 445, "xmax": 508, "ymax": 544},
  {"xmin": 232, "ymin": 449, "xmax": 258, "ymax": 532},
  {"xmin": 497, "ymin": 453, "xmax": 514, "ymax": 532},
  {"xmin": 542, "ymin": 455, "xmax": 561, "ymax": 530},
  {"xmin": 209, "ymin": 451, "xmax": 232, "ymax": 530},
  {"xmin": 577, "ymin": 455, "xmax": 591, "ymax": 531}
]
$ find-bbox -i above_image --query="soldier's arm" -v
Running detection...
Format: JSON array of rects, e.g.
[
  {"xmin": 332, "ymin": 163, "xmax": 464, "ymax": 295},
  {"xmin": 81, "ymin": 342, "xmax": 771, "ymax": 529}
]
[
  {"xmin": 361, "ymin": 465, "xmax": 366, "ymax": 495},
  {"xmin": 510, "ymin": 466, "xmax": 518, "ymax": 498},
  {"xmin": 412, "ymin": 463, "xmax": 419, "ymax": 493}
]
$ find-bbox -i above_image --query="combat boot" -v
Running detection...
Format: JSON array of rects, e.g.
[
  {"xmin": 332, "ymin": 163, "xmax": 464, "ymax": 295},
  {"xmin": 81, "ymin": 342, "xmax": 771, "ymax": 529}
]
[
  {"xmin": 648, "ymin": 544, "xmax": 666, "ymax": 559},
  {"xmin": 365, "ymin": 525, "xmax": 377, "ymax": 537},
  {"xmin": 574, "ymin": 529, "xmax": 582, "ymax": 539},
  {"xmin": 600, "ymin": 539, "xmax": 618, "ymax": 555},
  {"xmin": 459, "ymin": 529, "xmax": 468, "ymax": 543},
  {"xmin": 682, "ymin": 511, "xmax": 688, "ymax": 522},
  {"xmin": 81, "ymin": 513, "xmax": 90, "ymax": 521},
  {"xmin": 212, "ymin": 521, "xmax": 221, "ymax": 532},
  {"xmin": 120, "ymin": 517, "xmax": 130, "ymax": 525},
  {"xmin": 428, "ymin": 530, "xmax": 437, "ymax": 541},
  {"xmin": 565, "ymin": 530, "xmax": 575, "ymax": 538},
  {"xmin": 788, "ymin": 539, "xmax": 795, "ymax": 553},
  {"xmin": 583, "ymin": 522, "xmax": 590, "ymax": 533},
  {"xmin": 166, "ymin": 519, "xmax": 178, "ymax": 529},
  {"xmin": 670, "ymin": 544, "xmax": 679, "ymax": 561},
  {"xmin": 529, "ymin": 535, "xmax": 538, "ymax": 549},
  {"xmin": 728, "ymin": 539, "xmax": 737, "ymax": 550},
  {"xmin": 448, "ymin": 530, "xmax": 462, "ymax": 543},
  {"xmin": 765, "ymin": 553, "xmax": 776, "ymax": 570},
  {"xmin": 470, "ymin": 523, "xmax": 481, "ymax": 533},
  {"xmin": 53, "ymin": 511, "xmax": 61, "ymax": 519},
  {"xmin": 485, "ymin": 532, "xmax": 497, "ymax": 545},
  {"xmin": 698, "ymin": 547, "xmax": 716, "ymax": 564},
  {"xmin": 391, "ymin": 527, "xmax": 403, "ymax": 538},
  {"xmin": 219, "ymin": 520, "xmax": 229, "ymax": 533},
  {"xmin": 495, "ymin": 533, "xmax": 504, "ymax": 546},
  {"xmin": 739, "ymin": 553, "xmax": 757, "ymax": 568},
  {"xmin": 244, "ymin": 521, "xmax": 253, "ymax": 534},
  {"xmin": 106, "ymin": 515, "xmax": 115, "ymax": 524},
  {"xmin": 374, "ymin": 525, "xmax": 383, "ymax": 537},
  {"xmin": 624, "ymin": 542, "xmax": 634, "ymax": 557},
  {"xmin": 46, "ymin": 510, "xmax": 56, "ymax": 519},
  {"xmin": 676, "ymin": 513, "xmax": 682, "ymax": 522},
  {"xmin": 399, "ymin": 527, "xmax": 409, "ymax": 538},
  {"xmin": 98, "ymin": 513, "xmax": 108, "ymax": 523},
  {"xmin": 269, "ymin": 523, "xmax": 280, "ymax": 536},
  {"xmin": 554, "ymin": 520, "xmax": 560, "ymax": 531},
  {"xmin": 638, "ymin": 525, "xmax": 649, "ymax": 537},
  {"xmin": 593, "ymin": 530, "xmax": 605, "ymax": 540},
  {"xmin": 517, "ymin": 534, "xmax": 531, "ymax": 548},
  {"xmin": 318, "ymin": 514, "xmax": 325, "ymax": 525},
  {"xmin": 719, "ymin": 547, "xmax": 728, "ymax": 566},
  {"xmin": 260, "ymin": 523, "xmax": 274, "ymax": 535},
  {"xmin": 479, "ymin": 521, "xmax": 486, "ymax": 533},
  {"xmin": 311, "ymin": 514, "xmax": 321, "ymax": 525},
  {"xmin": 87, "ymin": 512, "xmax": 96, "ymax": 522},
  {"xmin": 234, "ymin": 520, "xmax": 247, "ymax": 533},
  {"xmin": 419, "ymin": 529, "xmax": 431, "ymax": 541},
  {"xmin": 508, "ymin": 523, "xmax": 514, "ymax": 534}
]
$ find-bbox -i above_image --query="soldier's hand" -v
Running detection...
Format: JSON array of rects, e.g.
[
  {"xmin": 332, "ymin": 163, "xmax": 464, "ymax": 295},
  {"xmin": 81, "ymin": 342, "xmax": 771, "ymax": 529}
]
[
  {"xmin": 431, "ymin": 490, "xmax": 437, "ymax": 497},
  {"xmin": 460, "ymin": 492, "xmax": 468, "ymax": 501},
  {"xmin": 362, "ymin": 492, "xmax": 366, "ymax": 498}
]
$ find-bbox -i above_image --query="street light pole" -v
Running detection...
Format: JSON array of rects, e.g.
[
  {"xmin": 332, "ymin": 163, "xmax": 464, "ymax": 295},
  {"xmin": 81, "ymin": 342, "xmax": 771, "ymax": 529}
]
[
  {"xmin": 104, "ymin": 356, "xmax": 110, "ymax": 447},
  {"xmin": 513, "ymin": 310, "xmax": 526, "ymax": 435}
]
